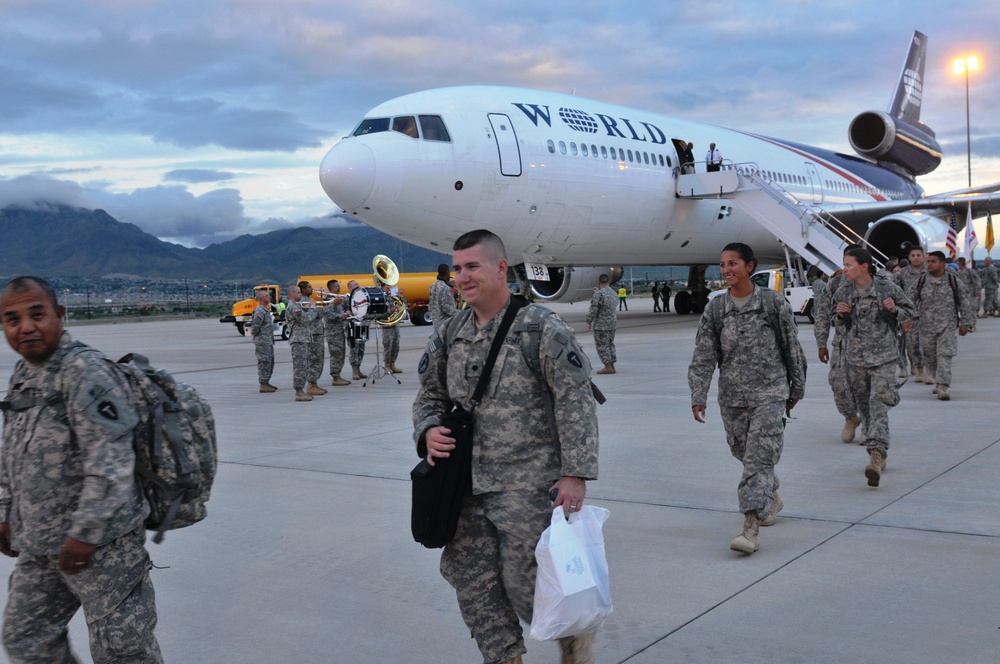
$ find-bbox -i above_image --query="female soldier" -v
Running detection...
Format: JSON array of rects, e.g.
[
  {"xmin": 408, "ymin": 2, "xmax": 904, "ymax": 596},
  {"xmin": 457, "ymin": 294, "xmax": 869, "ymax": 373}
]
[
  {"xmin": 833, "ymin": 247, "xmax": 913, "ymax": 487},
  {"xmin": 688, "ymin": 243, "xmax": 807, "ymax": 554}
]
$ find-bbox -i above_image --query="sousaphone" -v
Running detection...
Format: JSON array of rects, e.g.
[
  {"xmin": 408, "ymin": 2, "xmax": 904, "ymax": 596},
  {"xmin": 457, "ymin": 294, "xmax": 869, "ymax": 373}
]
[{"xmin": 372, "ymin": 255, "xmax": 408, "ymax": 326}]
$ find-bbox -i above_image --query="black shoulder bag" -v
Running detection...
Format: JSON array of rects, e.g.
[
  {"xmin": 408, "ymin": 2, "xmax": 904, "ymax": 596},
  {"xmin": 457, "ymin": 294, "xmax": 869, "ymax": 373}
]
[{"xmin": 410, "ymin": 298, "xmax": 528, "ymax": 548}]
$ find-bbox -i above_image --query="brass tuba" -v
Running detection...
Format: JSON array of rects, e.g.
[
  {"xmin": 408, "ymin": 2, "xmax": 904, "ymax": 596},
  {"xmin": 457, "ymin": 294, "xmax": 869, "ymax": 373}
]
[{"xmin": 372, "ymin": 255, "xmax": 408, "ymax": 326}]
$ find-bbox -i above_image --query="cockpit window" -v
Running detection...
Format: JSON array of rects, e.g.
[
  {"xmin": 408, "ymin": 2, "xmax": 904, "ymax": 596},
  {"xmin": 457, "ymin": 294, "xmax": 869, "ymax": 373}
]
[
  {"xmin": 392, "ymin": 116, "xmax": 418, "ymax": 138},
  {"xmin": 419, "ymin": 115, "xmax": 451, "ymax": 142},
  {"xmin": 353, "ymin": 118, "xmax": 390, "ymax": 136}
]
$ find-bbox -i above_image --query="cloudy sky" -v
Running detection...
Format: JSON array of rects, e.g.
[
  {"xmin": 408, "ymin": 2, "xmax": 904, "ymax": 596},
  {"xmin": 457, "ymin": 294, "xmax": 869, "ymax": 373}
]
[{"xmin": 1, "ymin": 0, "xmax": 998, "ymax": 247}]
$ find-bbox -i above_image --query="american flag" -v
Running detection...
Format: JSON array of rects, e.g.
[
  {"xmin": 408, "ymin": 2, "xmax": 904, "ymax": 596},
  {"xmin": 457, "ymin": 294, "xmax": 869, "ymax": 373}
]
[{"xmin": 946, "ymin": 207, "xmax": 958, "ymax": 260}]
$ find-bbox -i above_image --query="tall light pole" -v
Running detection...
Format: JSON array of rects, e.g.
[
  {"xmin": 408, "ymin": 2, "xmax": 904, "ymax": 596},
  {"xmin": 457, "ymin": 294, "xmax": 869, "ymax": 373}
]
[{"xmin": 953, "ymin": 55, "xmax": 980, "ymax": 188}]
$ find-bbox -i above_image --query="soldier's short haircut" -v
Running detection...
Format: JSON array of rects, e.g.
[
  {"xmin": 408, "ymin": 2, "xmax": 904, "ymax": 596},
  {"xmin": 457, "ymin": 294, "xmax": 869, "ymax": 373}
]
[
  {"xmin": 722, "ymin": 242, "xmax": 757, "ymax": 272},
  {"xmin": 2, "ymin": 276, "xmax": 59, "ymax": 309},
  {"xmin": 454, "ymin": 229, "xmax": 507, "ymax": 263},
  {"xmin": 909, "ymin": 246, "xmax": 925, "ymax": 255},
  {"xmin": 927, "ymin": 250, "xmax": 946, "ymax": 261},
  {"xmin": 844, "ymin": 247, "xmax": 877, "ymax": 276},
  {"xmin": 599, "ymin": 274, "xmax": 610, "ymax": 284},
  {"xmin": 297, "ymin": 280, "xmax": 311, "ymax": 290},
  {"xmin": 327, "ymin": 279, "xmax": 339, "ymax": 289}
]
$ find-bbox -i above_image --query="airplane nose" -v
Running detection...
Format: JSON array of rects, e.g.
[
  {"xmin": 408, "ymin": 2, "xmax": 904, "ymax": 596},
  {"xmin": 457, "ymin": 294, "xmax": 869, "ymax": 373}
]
[{"xmin": 319, "ymin": 141, "xmax": 375, "ymax": 211}]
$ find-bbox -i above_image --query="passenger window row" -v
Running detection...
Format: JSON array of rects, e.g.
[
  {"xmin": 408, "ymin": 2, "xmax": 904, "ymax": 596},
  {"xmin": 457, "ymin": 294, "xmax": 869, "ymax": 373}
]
[{"xmin": 546, "ymin": 139, "xmax": 672, "ymax": 169}]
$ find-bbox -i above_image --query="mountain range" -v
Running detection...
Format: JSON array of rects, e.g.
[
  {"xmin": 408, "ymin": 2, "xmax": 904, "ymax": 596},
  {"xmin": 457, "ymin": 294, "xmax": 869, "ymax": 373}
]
[{"xmin": 0, "ymin": 205, "xmax": 450, "ymax": 283}]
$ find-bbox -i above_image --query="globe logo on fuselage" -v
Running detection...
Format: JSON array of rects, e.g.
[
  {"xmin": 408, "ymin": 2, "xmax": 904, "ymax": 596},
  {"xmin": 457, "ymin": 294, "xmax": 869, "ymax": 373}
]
[{"xmin": 558, "ymin": 108, "xmax": 598, "ymax": 133}]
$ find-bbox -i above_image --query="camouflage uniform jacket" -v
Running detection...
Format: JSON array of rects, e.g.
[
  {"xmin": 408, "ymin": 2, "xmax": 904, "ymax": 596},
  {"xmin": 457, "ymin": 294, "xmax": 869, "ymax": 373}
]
[
  {"xmin": 813, "ymin": 273, "xmax": 848, "ymax": 350},
  {"xmin": 0, "ymin": 334, "xmax": 148, "ymax": 555},
  {"xmin": 586, "ymin": 286, "xmax": 618, "ymax": 330},
  {"xmin": 688, "ymin": 285, "xmax": 807, "ymax": 408},
  {"xmin": 977, "ymin": 264, "xmax": 998, "ymax": 288},
  {"xmin": 321, "ymin": 296, "xmax": 346, "ymax": 330},
  {"xmin": 250, "ymin": 303, "xmax": 274, "ymax": 342},
  {"xmin": 428, "ymin": 278, "xmax": 457, "ymax": 324},
  {"xmin": 958, "ymin": 267, "xmax": 982, "ymax": 295},
  {"xmin": 833, "ymin": 278, "xmax": 914, "ymax": 367},
  {"xmin": 286, "ymin": 300, "xmax": 315, "ymax": 343},
  {"xmin": 413, "ymin": 298, "xmax": 599, "ymax": 493},
  {"xmin": 913, "ymin": 273, "xmax": 975, "ymax": 334},
  {"xmin": 893, "ymin": 265, "xmax": 925, "ymax": 298}
]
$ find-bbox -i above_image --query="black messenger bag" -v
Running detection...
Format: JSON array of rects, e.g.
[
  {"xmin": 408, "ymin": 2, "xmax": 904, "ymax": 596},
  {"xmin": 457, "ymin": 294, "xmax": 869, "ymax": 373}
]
[{"xmin": 410, "ymin": 298, "xmax": 527, "ymax": 548}]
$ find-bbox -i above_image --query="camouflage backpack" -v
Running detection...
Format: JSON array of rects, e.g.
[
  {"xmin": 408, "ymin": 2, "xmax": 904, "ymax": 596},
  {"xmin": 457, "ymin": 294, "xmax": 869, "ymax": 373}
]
[{"xmin": 115, "ymin": 353, "xmax": 218, "ymax": 543}]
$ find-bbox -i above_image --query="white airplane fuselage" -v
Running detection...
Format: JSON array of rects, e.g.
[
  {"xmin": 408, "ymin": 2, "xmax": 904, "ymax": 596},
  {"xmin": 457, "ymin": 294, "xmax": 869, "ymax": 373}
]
[{"xmin": 320, "ymin": 86, "xmax": 924, "ymax": 271}]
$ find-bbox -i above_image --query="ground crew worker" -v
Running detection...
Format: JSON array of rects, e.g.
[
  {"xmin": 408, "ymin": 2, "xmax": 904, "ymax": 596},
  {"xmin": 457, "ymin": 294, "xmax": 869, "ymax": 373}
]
[
  {"xmin": 0, "ymin": 276, "xmax": 163, "ymax": 662},
  {"xmin": 617, "ymin": 284, "xmax": 628, "ymax": 311},
  {"xmin": 251, "ymin": 289, "xmax": 277, "ymax": 392}
]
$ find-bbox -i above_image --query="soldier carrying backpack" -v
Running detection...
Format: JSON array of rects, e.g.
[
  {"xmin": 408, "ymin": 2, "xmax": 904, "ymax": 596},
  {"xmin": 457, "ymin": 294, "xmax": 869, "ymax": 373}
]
[{"xmin": 0, "ymin": 276, "xmax": 215, "ymax": 662}]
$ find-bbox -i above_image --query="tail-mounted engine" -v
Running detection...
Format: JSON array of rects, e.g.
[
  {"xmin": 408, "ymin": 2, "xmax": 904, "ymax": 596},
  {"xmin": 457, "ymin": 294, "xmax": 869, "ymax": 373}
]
[{"xmin": 848, "ymin": 111, "xmax": 942, "ymax": 177}]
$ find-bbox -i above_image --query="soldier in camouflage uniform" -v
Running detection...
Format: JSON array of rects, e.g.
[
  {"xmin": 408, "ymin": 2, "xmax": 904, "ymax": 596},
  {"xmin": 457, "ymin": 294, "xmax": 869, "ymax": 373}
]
[
  {"xmin": 414, "ymin": 230, "xmax": 599, "ymax": 664},
  {"xmin": 298, "ymin": 281, "xmax": 328, "ymax": 397},
  {"xmin": 979, "ymin": 256, "xmax": 999, "ymax": 317},
  {"xmin": 909, "ymin": 251, "xmax": 975, "ymax": 402},
  {"xmin": 345, "ymin": 280, "xmax": 369, "ymax": 380},
  {"xmin": 286, "ymin": 285, "xmax": 315, "ymax": 402},
  {"xmin": 250, "ymin": 290, "xmax": 277, "ymax": 392},
  {"xmin": 428, "ymin": 264, "xmax": 458, "ymax": 325},
  {"xmin": 323, "ymin": 279, "xmax": 351, "ymax": 386},
  {"xmin": 688, "ymin": 244, "xmax": 807, "ymax": 555},
  {"xmin": 833, "ymin": 248, "xmax": 914, "ymax": 487},
  {"xmin": 0, "ymin": 276, "xmax": 163, "ymax": 663},
  {"xmin": 893, "ymin": 246, "xmax": 926, "ymax": 380},
  {"xmin": 814, "ymin": 248, "xmax": 861, "ymax": 443},
  {"xmin": 586, "ymin": 274, "xmax": 618, "ymax": 375},
  {"xmin": 957, "ymin": 257, "xmax": 981, "ymax": 310},
  {"xmin": 381, "ymin": 284, "xmax": 403, "ymax": 374}
]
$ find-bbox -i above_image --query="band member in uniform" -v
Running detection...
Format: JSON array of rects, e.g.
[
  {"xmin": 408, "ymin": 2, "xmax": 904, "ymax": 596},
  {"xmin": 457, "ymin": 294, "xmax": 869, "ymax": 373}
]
[
  {"xmin": 346, "ymin": 280, "xmax": 369, "ymax": 380},
  {"xmin": 323, "ymin": 279, "xmax": 351, "ymax": 386}
]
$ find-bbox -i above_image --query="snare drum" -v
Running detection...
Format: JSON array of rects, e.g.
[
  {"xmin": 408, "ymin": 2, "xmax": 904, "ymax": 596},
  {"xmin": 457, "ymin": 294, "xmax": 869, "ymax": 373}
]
[{"xmin": 349, "ymin": 321, "xmax": 370, "ymax": 341}]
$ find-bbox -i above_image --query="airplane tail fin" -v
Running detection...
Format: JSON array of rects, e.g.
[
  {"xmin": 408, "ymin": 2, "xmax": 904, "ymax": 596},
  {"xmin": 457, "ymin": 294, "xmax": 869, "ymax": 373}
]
[{"xmin": 887, "ymin": 31, "xmax": 928, "ymax": 125}]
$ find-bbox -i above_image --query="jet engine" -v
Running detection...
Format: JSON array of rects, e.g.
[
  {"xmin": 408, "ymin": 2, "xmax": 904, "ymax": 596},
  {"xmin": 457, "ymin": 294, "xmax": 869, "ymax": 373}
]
[
  {"xmin": 848, "ymin": 111, "xmax": 942, "ymax": 176},
  {"xmin": 522, "ymin": 266, "xmax": 624, "ymax": 304},
  {"xmin": 864, "ymin": 211, "xmax": 956, "ymax": 260}
]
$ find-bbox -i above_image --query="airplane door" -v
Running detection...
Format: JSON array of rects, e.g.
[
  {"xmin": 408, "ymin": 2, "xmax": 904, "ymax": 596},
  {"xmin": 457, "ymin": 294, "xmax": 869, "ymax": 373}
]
[
  {"xmin": 488, "ymin": 113, "xmax": 522, "ymax": 177},
  {"xmin": 805, "ymin": 162, "xmax": 824, "ymax": 204}
]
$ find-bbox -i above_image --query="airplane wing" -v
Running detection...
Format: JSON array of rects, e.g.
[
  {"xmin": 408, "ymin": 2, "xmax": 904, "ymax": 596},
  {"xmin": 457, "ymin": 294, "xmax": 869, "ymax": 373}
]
[{"xmin": 828, "ymin": 189, "xmax": 1000, "ymax": 227}]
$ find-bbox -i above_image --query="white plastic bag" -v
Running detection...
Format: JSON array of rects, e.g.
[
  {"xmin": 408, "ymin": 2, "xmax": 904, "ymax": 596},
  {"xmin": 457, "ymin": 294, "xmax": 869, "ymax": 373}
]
[{"xmin": 529, "ymin": 505, "xmax": 612, "ymax": 641}]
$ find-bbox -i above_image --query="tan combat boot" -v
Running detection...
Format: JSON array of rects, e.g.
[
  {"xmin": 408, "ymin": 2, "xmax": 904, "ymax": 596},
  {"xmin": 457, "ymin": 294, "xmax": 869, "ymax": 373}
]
[
  {"xmin": 759, "ymin": 491, "xmax": 783, "ymax": 527},
  {"xmin": 259, "ymin": 383, "xmax": 277, "ymax": 393},
  {"xmin": 596, "ymin": 363, "xmax": 615, "ymax": 375},
  {"xmin": 865, "ymin": 449, "xmax": 886, "ymax": 487},
  {"xmin": 295, "ymin": 390, "xmax": 313, "ymax": 402},
  {"xmin": 936, "ymin": 384, "xmax": 951, "ymax": 401},
  {"xmin": 384, "ymin": 362, "xmax": 394, "ymax": 374},
  {"xmin": 558, "ymin": 631, "xmax": 595, "ymax": 664},
  {"xmin": 919, "ymin": 367, "xmax": 934, "ymax": 384},
  {"xmin": 730, "ymin": 513, "xmax": 760, "ymax": 554},
  {"xmin": 331, "ymin": 375, "xmax": 351, "ymax": 386},
  {"xmin": 352, "ymin": 366, "xmax": 367, "ymax": 380},
  {"xmin": 841, "ymin": 415, "xmax": 859, "ymax": 443},
  {"xmin": 306, "ymin": 382, "xmax": 327, "ymax": 396},
  {"xmin": 391, "ymin": 363, "xmax": 404, "ymax": 373}
]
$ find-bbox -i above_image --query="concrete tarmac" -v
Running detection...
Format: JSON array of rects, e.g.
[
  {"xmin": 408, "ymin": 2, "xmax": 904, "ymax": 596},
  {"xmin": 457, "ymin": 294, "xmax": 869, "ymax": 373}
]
[{"xmin": 0, "ymin": 304, "xmax": 998, "ymax": 663}]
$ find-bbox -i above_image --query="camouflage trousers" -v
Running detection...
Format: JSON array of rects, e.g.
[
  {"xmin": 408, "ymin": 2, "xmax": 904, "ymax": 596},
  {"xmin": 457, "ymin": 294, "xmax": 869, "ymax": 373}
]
[
  {"xmin": 307, "ymin": 332, "xmax": 325, "ymax": 383},
  {"xmin": 381, "ymin": 325, "xmax": 400, "ymax": 364},
  {"xmin": 348, "ymin": 328, "xmax": 367, "ymax": 368},
  {"xmin": 826, "ymin": 338, "xmax": 857, "ymax": 419},
  {"xmin": 325, "ymin": 322, "xmax": 347, "ymax": 378},
  {"xmin": 592, "ymin": 329, "xmax": 616, "ymax": 365},
  {"xmin": 984, "ymin": 287, "xmax": 999, "ymax": 315},
  {"xmin": 290, "ymin": 341, "xmax": 310, "ymax": 390},
  {"xmin": 254, "ymin": 339, "xmax": 274, "ymax": 384},
  {"xmin": 920, "ymin": 326, "xmax": 958, "ymax": 387},
  {"xmin": 847, "ymin": 360, "xmax": 899, "ymax": 456},
  {"xmin": 719, "ymin": 401, "xmax": 783, "ymax": 521},
  {"xmin": 3, "ymin": 528, "xmax": 162, "ymax": 664},
  {"xmin": 903, "ymin": 325, "xmax": 922, "ymax": 371},
  {"xmin": 440, "ymin": 488, "xmax": 552, "ymax": 664}
]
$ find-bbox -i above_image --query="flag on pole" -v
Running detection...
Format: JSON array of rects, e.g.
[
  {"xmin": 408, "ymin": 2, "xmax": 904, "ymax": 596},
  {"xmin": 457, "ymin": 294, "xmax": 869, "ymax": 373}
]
[
  {"xmin": 946, "ymin": 207, "xmax": 958, "ymax": 260},
  {"xmin": 987, "ymin": 207, "xmax": 995, "ymax": 254},
  {"xmin": 963, "ymin": 202, "xmax": 978, "ymax": 259}
]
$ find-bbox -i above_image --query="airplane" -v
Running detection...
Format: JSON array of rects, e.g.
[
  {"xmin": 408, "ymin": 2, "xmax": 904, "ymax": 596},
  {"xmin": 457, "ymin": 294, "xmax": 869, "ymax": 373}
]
[{"xmin": 319, "ymin": 31, "xmax": 1000, "ymax": 314}]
